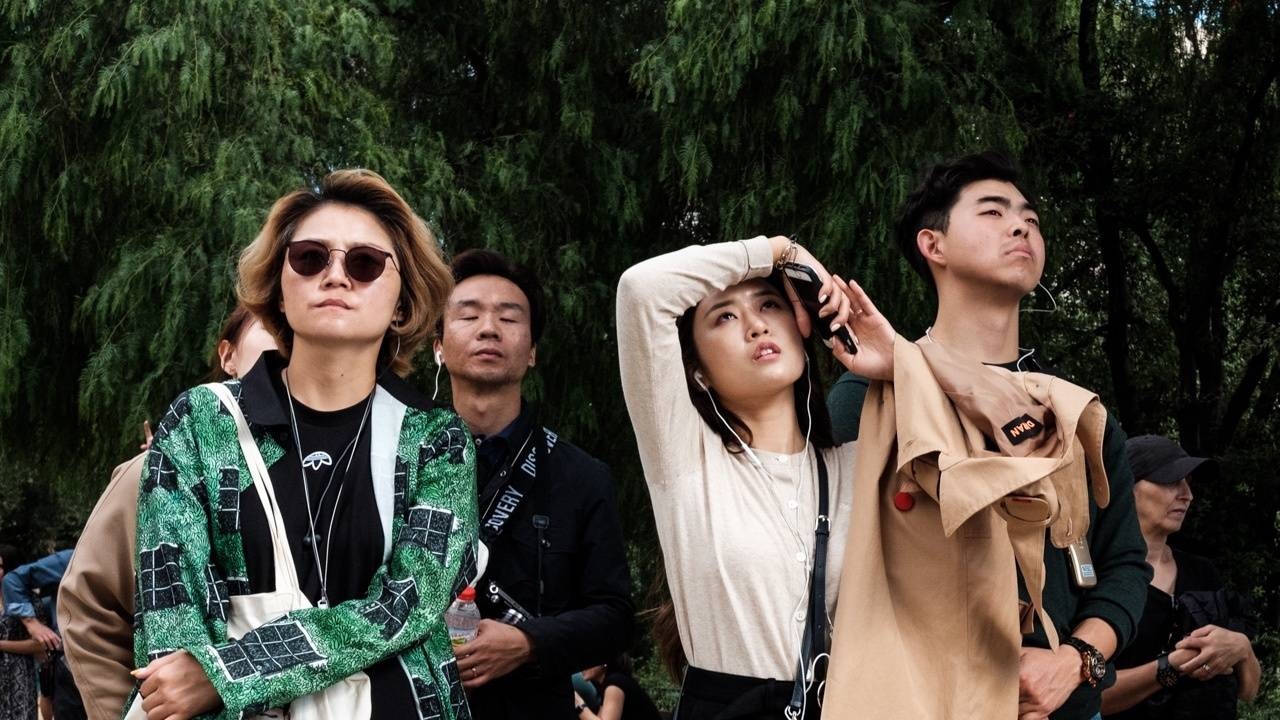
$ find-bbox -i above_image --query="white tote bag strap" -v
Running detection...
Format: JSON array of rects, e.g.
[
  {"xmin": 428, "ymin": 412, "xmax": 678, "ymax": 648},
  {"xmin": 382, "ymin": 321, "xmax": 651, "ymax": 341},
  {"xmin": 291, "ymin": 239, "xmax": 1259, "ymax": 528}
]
[
  {"xmin": 368, "ymin": 387, "xmax": 407, "ymax": 562},
  {"xmin": 203, "ymin": 383, "xmax": 303, "ymax": 598}
]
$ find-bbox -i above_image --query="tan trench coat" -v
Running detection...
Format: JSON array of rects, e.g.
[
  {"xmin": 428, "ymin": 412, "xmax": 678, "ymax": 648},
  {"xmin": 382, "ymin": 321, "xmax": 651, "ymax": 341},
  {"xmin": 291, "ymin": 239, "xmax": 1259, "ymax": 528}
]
[
  {"xmin": 821, "ymin": 337, "xmax": 1108, "ymax": 719},
  {"xmin": 58, "ymin": 452, "xmax": 143, "ymax": 720}
]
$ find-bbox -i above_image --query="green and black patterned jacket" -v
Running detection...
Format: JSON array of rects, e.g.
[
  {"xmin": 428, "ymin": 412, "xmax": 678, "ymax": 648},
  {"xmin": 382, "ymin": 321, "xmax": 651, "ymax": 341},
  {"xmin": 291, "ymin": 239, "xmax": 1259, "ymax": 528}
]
[{"xmin": 131, "ymin": 367, "xmax": 478, "ymax": 720}]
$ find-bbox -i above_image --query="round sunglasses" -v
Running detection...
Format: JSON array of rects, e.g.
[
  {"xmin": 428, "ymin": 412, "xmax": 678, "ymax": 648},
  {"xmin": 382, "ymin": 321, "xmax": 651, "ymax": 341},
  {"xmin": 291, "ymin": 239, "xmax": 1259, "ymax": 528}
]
[{"xmin": 285, "ymin": 240, "xmax": 399, "ymax": 283}]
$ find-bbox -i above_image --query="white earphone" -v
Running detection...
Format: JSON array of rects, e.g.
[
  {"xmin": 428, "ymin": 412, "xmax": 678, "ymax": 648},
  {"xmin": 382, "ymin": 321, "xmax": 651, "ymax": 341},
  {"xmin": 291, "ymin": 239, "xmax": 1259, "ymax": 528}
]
[
  {"xmin": 697, "ymin": 353, "xmax": 825, "ymax": 718},
  {"xmin": 695, "ymin": 369, "xmax": 767, "ymax": 471},
  {"xmin": 432, "ymin": 348, "xmax": 445, "ymax": 400}
]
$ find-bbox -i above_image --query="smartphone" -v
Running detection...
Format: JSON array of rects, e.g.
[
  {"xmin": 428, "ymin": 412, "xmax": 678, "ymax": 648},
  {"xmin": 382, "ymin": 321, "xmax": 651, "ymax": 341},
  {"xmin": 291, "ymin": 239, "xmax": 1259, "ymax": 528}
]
[
  {"xmin": 779, "ymin": 262, "xmax": 857, "ymax": 354},
  {"xmin": 1066, "ymin": 538, "xmax": 1098, "ymax": 588}
]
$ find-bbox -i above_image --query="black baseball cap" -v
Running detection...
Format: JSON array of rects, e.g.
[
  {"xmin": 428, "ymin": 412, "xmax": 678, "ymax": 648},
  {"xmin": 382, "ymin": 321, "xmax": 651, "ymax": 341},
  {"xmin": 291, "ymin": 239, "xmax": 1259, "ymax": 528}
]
[{"xmin": 1125, "ymin": 434, "xmax": 1213, "ymax": 485}]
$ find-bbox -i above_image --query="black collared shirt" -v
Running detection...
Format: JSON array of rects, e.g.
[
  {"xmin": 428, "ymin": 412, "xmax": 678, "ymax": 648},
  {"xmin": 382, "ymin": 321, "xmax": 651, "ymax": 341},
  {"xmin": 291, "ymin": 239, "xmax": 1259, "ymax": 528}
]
[{"xmin": 474, "ymin": 400, "xmax": 534, "ymax": 504}]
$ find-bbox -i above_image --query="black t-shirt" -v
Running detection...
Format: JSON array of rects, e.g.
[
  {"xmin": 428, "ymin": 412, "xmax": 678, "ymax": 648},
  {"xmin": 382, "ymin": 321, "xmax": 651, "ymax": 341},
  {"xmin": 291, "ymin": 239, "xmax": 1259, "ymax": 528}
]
[
  {"xmin": 599, "ymin": 673, "xmax": 662, "ymax": 720},
  {"xmin": 239, "ymin": 373, "xmax": 415, "ymax": 718},
  {"xmin": 1107, "ymin": 550, "xmax": 1242, "ymax": 720}
]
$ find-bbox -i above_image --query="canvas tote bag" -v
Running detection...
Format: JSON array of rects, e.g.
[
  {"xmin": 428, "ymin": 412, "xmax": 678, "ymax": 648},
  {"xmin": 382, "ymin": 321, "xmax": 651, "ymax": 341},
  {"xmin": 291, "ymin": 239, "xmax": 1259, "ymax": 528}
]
[{"xmin": 127, "ymin": 383, "xmax": 371, "ymax": 720}]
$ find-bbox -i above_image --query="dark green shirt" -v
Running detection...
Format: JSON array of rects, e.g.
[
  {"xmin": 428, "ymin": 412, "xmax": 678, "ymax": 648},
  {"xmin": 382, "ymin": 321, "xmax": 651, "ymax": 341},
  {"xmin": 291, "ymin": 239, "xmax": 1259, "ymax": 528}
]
[{"xmin": 827, "ymin": 366, "xmax": 1151, "ymax": 720}]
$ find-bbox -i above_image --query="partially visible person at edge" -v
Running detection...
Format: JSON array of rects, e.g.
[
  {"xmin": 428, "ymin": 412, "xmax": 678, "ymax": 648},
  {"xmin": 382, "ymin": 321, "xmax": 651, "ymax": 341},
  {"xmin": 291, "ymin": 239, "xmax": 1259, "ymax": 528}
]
[
  {"xmin": 57, "ymin": 304, "xmax": 277, "ymax": 720},
  {"xmin": 617, "ymin": 235, "xmax": 895, "ymax": 719},
  {"xmin": 826, "ymin": 151, "xmax": 1151, "ymax": 720},
  {"xmin": 3, "ymin": 548, "xmax": 82, "ymax": 719},
  {"xmin": 572, "ymin": 654, "xmax": 662, "ymax": 720},
  {"xmin": 1100, "ymin": 435, "xmax": 1260, "ymax": 719},
  {"xmin": 128, "ymin": 169, "xmax": 478, "ymax": 720},
  {"xmin": 0, "ymin": 545, "xmax": 46, "ymax": 720},
  {"xmin": 437, "ymin": 249, "xmax": 634, "ymax": 719}
]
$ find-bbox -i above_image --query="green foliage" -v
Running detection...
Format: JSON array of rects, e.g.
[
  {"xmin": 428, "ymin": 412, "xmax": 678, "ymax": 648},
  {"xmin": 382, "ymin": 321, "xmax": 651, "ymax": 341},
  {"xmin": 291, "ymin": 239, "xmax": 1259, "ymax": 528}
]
[
  {"xmin": 1, "ymin": 3, "xmax": 1278, "ymax": 714},
  {"xmin": 1241, "ymin": 630, "xmax": 1280, "ymax": 720}
]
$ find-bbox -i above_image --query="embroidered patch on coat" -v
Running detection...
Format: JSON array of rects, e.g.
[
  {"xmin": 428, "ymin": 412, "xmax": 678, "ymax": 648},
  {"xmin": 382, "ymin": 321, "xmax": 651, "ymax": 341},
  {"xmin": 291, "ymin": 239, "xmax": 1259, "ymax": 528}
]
[
  {"xmin": 401, "ymin": 506, "xmax": 454, "ymax": 564},
  {"xmin": 138, "ymin": 543, "xmax": 189, "ymax": 611},
  {"xmin": 420, "ymin": 423, "xmax": 468, "ymax": 466},
  {"xmin": 361, "ymin": 576, "xmax": 419, "ymax": 639},
  {"xmin": 143, "ymin": 450, "xmax": 179, "ymax": 493},
  {"xmin": 215, "ymin": 620, "xmax": 326, "ymax": 681}
]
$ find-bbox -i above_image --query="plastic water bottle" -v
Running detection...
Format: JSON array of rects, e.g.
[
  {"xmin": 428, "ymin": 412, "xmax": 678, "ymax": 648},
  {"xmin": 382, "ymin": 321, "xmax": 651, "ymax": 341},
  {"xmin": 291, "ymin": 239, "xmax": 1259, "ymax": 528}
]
[{"xmin": 445, "ymin": 586, "xmax": 481, "ymax": 646}]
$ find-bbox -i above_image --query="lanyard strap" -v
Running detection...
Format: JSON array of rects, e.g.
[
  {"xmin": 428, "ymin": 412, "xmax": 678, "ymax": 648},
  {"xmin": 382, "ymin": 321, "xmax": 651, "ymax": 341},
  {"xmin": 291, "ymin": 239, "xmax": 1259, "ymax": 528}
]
[
  {"xmin": 478, "ymin": 425, "xmax": 557, "ymax": 543},
  {"xmin": 787, "ymin": 450, "xmax": 830, "ymax": 720}
]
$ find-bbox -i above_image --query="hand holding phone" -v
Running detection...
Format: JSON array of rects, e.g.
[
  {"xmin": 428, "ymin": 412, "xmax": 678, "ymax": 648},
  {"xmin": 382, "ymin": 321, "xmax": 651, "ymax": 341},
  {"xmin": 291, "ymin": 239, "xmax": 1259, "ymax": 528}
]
[{"xmin": 780, "ymin": 262, "xmax": 857, "ymax": 354}]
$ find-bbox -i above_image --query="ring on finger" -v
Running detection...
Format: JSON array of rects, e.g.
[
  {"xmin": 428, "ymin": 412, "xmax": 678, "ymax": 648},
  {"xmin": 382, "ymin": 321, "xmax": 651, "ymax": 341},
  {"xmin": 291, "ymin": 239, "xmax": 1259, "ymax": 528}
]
[{"xmin": 1202, "ymin": 664, "xmax": 1211, "ymax": 673}]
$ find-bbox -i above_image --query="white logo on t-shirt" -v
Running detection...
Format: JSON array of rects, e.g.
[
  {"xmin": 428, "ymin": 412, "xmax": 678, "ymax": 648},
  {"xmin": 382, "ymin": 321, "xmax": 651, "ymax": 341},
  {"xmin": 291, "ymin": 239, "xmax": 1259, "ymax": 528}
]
[{"xmin": 302, "ymin": 451, "xmax": 333, "ymax": 471}]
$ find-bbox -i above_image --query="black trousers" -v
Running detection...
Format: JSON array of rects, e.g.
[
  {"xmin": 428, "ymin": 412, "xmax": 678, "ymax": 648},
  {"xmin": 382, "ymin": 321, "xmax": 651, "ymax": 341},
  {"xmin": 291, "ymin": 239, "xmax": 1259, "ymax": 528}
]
[
  {"xmin": 674, "ymin": 666, "xmax": 800, "ymax": 720},
  {"xmin": 52, "ymin": 657, "xmax": 86, "ymax": 720}
]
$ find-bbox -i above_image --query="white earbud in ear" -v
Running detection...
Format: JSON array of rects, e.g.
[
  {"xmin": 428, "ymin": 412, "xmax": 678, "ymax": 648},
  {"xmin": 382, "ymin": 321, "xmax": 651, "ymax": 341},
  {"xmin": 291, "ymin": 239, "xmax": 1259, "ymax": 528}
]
[
  {"xmin": 694, "ymin": 371, "xmax": 708, "ymax": 391},
  {"xmin": 432, "ymin": 349, "xmax": 445, "ymax": 401}
]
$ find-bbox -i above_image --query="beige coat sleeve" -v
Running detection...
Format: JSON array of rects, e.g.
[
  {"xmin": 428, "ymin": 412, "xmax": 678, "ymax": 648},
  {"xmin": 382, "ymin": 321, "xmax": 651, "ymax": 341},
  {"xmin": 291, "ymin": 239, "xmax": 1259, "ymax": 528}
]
[
  {"xmin": 58, "ymin": 452, "xmax": 143, "ymax": 720},
  {"xmin": 615, "ymin": 236, "xmax": 776, "ymax": 484}
]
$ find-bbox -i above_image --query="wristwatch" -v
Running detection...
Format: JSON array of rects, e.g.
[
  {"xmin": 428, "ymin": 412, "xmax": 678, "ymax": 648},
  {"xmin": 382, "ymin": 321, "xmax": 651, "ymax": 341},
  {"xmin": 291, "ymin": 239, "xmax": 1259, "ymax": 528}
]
[
  {"xmin": 1156, "ymin": 653, "xmax": 1181, "ymax": 688},
  {"xmin": 574, "ymin": 702, "xmax": 589, "ymax": 716},
  {"xmin": 1063, "ymin": 636, "xmax": 1107, "ymax": 688}
]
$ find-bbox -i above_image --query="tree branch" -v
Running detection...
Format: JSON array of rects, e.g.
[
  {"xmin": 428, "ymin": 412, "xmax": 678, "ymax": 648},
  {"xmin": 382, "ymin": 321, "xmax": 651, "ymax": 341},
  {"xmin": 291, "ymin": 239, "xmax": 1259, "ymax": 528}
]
[
  {"xmin": 1127, "ymin": 220, "xmax": 1178, "ymax": 298},
  {"xmin": 1218, "ymin": 346, "xmax": 1276, "ymax": 451}
]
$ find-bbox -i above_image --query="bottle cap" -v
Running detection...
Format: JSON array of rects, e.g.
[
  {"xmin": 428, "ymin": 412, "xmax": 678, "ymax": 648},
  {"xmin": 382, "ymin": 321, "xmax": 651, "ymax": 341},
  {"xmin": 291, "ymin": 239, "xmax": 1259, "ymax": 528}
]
[{"xmin": 459, "ymin": 585, "xmax": 476, "ymax": 602}]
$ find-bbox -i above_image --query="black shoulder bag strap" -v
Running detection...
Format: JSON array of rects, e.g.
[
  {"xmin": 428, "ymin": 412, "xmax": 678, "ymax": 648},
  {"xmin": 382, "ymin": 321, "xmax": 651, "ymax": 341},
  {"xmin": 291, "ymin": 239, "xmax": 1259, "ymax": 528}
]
[
  {"xmin": 477, "ymin": 423, "xmax": 561, "ymax": 615},
  {"xmin": 479, "ymin": 423, "xmax": 546, "ymax": 544},
  {"xmin": 787, "ymin": 451, "xmax": 831, "ymax": 720},
  {"xmin": 529, "ymin": 428, "xmax": 560, "ymax": 616}
]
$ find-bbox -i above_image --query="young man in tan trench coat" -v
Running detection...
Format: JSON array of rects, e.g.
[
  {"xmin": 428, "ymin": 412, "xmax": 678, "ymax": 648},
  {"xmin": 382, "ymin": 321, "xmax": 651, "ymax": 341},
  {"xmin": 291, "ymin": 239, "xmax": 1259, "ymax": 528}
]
[{"xmin": 825, "ymin": 152, "xmax": 1150, "ymax": 720}]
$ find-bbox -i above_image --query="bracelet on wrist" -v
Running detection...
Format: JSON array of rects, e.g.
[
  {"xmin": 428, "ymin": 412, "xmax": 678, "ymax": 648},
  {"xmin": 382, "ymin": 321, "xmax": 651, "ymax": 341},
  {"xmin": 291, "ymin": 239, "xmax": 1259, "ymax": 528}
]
[
  {"xmin": 775, "ymin": 239, "xmax": 798, "ymax": 268},
  {"xmin": 1156, "ymin": 653, "xmax": 1181, "ymax": 689}
]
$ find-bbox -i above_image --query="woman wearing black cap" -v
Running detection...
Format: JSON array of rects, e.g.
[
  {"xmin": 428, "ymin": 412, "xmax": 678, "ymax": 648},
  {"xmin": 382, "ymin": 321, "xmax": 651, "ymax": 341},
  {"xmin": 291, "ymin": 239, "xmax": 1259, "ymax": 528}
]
[{"xmin": 1100, "ymin": 435, "xmax": 1260, "ymax": 719}]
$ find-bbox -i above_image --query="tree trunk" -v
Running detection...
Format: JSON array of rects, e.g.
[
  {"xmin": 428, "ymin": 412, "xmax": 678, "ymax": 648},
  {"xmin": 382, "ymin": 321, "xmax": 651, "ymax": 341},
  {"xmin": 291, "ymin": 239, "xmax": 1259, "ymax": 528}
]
[{"xmin": 1077, "ymin": 0, "xmax": 1137, "ymax": 427}]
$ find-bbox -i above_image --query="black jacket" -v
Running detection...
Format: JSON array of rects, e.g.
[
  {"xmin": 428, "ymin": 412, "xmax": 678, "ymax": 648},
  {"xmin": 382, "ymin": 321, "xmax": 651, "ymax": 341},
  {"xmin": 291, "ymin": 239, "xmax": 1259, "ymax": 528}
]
[{"xmin": 468, "ymin": 405, "xmax": 634, "ymax": 720}]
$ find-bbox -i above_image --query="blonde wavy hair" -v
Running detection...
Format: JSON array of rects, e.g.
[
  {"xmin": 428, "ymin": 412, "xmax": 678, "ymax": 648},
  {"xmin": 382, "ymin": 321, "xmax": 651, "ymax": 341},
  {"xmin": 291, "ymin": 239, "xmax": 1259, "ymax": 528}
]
[{"xmin": 237, "ymin": 169, "xmax": 451, "ymax": 377}]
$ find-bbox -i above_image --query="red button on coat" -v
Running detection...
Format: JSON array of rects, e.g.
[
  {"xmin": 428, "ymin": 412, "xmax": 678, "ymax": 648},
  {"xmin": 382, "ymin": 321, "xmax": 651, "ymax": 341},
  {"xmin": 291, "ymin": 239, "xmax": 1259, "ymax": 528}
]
[{"xmin": 893, "ymin": 492, "xmax": 915, "ymax": 512}]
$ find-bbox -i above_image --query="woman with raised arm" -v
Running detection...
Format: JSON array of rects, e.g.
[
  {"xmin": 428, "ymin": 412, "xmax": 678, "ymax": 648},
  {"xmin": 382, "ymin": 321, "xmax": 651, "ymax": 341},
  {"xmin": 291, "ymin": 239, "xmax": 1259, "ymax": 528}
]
[
  {"xmin": 129, "ymin": 170, "xmax": 477, "ymax": 720},
  {"xmin": 616, "ymin": 236, "xmax": 894, "ymax": 719}
]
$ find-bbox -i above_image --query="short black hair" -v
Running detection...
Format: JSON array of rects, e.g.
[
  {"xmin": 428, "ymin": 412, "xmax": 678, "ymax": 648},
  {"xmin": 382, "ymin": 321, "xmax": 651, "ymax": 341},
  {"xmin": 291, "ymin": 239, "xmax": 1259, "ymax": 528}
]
[
  {"xmin": 895, "ymin": 150, "xmax": 1031, "ymax": 292},
  {"xmin": 448, "ymin": 249, "xmax": 546, "ymax": 343}
]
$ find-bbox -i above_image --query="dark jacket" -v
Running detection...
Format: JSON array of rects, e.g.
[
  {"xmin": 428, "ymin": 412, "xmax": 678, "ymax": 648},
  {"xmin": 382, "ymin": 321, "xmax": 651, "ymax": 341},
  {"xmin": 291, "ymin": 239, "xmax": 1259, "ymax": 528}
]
[{"xmin": 468, "ymin": 404, "xmax": 634, "ymax": 720}]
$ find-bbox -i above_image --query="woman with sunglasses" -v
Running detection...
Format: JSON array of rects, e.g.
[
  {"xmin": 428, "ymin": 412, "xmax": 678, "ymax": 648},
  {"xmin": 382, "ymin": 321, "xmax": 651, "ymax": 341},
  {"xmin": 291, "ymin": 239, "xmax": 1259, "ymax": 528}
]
[
  {"xmin": 616, "ymin": 236, "xmax": 894, "ymax": 719},
  {"xmin": 130, "ymin": 170, "xmax": 478, "ymax": 720}
]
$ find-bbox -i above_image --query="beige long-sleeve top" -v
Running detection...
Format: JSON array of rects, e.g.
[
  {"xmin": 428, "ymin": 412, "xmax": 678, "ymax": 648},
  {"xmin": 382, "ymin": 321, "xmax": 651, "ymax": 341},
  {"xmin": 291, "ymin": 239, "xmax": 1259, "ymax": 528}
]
[
  {"xmin": 58, "ymin": 452, "xmax": 143, "ymax": 720},
  {"xmin": 616, "ymin": 236, "xmax": 855, "ymax": 680}
]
